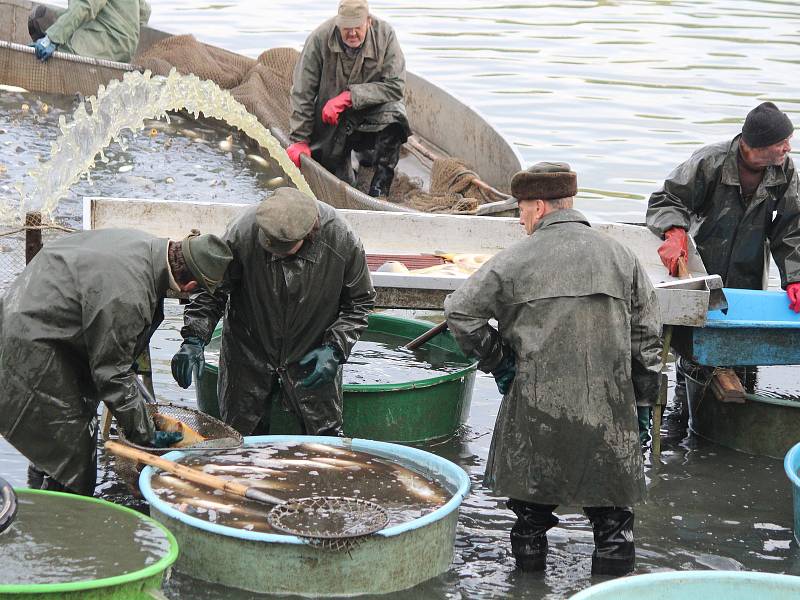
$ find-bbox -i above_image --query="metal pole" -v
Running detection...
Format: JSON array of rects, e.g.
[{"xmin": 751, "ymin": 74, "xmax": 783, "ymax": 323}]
[
  {"xmin": 0, "ymin": 40, "xmax": 139, "ymax": 72},
  {"xmin": 24, "ymin": 211, "xmax": 42, "ymax": 264}
]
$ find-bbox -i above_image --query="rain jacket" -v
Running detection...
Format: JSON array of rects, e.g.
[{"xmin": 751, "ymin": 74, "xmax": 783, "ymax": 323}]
[
  {"xmin": 0, "ymin": 230, "xmax": 164, "ymax": 494},
  {"xmin": 444, "ymin": 209, "xmax": 662, "ymax": 507},
  {"xmin": 646, "ymin": 135, "xmax": 800, "ymax": 290},
  {"xmin": 289, "ymin": 15, "xmax": 409, "ymax": 146},
  {"xmin": 46, "ymin": 0, "xmax": 151, "ymax": 63},
  {"xmin": 181, "ymin": 202, "xmax": 375, "ymax": 436}
]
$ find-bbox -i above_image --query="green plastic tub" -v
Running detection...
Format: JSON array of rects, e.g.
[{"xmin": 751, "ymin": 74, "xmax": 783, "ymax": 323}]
[
  {"xmin": 569, "ymin": 571, "xmax": 800, "ymax": 599},
  {"xmin": 0, "ymin": 489, "xmax": 179, "ymax": 599},
  {"xmin": 196, "ymin": 313, "xmax": 477, "ymax": 442}
]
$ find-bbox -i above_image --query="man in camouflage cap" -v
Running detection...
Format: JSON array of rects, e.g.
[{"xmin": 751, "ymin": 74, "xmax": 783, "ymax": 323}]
[
  {"xmin": 173, "ymin": 187, "xmax": 376, "ymax": 437},
  {"xmin": 444, "ymin": 163, "xmax": 662, "ymax": 576},
  {"xmin": 0, "ymin": 228, "xmax": 232, "ymax": 495},
  {"xmin": 286, "ymin": 0, "xmax": 410, "ymax": 198}
]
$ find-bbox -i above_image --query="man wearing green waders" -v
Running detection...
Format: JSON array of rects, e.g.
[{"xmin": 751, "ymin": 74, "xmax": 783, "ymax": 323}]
[
  {"xmin": 171, "ymin": 188, "xmax": 375, "ymax": 437},
  {"xmin": 444, "ymin": 163, "xmax": 662, "ymax": 576},
  {"xmin": 0, "ymin": 229, "xmax": 231, "ymax": 495}
]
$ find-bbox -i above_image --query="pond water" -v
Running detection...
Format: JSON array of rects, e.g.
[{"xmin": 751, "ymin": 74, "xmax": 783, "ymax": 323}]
[
  {"xmin": 0, "ymin": 490, "xmax": 171, "ymax": 585},
  {"xmin": 1, "ymin": 0, "xmax": 799, "ymax": 598}
]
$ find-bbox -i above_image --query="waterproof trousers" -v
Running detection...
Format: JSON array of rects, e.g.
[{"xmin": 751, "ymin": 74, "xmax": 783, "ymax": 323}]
[
  {"xmin": 312, "ymin": 118, "xmax": 407, "ymax": 197},
  {"xmin": 507, "ymin": 499, "xmax": 636, "ymax": 576}
]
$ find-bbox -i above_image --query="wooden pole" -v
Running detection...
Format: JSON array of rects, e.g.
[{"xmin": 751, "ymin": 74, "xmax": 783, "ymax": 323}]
[
  {"xmin": 24, "ymin": 211, "xmax": 42, "ymax": 264},
  {"xmin": 404, "ymin": 321, "xmax": 448, "ymax": 350}
]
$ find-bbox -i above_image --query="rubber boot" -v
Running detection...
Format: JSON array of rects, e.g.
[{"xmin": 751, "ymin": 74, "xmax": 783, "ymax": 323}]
[
  {"xmin": 368, "ymin": 165, "xmax": 395, "ymax": 198},
  {"xmin": 586, "ymin": 507, "xmax": 635, "ymax": 576},
  {"xmin": 507, "ymin": 499, "xmax": 559, "ymax": 572}
]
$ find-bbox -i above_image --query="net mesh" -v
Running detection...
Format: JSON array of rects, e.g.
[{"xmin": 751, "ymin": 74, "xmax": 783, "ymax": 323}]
[
  {"xmin": 267, "ymin": 496, "xmax": 389, "ymax": 552},
  {"xmin": 115, "ymin": 403, "xmax": 243, "ymax": 490},
  {"xmin": 0, "ymin": 221, "xmax": 75, "ymax": 294}
]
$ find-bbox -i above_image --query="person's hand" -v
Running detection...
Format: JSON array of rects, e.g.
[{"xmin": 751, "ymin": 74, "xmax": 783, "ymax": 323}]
[
  {"xmin": 299, "ymin": 345, "xmax": 340, "ymax": 389},
  {"xmin": 321, "ymin": 91, "xmax": 353, "ymax": 126},
  {"xmin": 151, "ymin": 430, "xmax": 183, "ymax": 448},
  {"xmin": 286, "ymin": 141, "xmax": 311, "ymax": 167},
  {"xmin": 29, "ymin": 35, "xmax": 57, "ymax": 61},
  {"xmin": 657, "ymin": 227, "xmax": 688, "ymax": 277},
  {"xmin": 170, "ymin": 336, "xmax": 205, "ymax": 389},
  {"xmin": 491, "ymin": 353, "xmax": 516, "ymax": 395},
  {"xmin": 787, "ymin": 283, "xmax": 800, "ymax": 313}
]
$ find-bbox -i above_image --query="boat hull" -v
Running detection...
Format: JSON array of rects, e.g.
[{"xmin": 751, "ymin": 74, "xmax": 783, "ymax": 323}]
[{"xmin": 139, "ymin": 435, "xmax": 471, "ymax": 597}]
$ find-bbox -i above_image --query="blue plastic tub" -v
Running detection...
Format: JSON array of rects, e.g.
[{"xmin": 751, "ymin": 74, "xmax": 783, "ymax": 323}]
[
  {"xmin": 139, "ymin": 435, "xmax": 471, "ymax": 596},
  {"xmin": 675, "ymin": 288, "xmax": 800, "ymax": 366},
  {"xmin": 784, "ymin": 442, "xmax": 800, "ymax": 543},
  {"xmin": 569, "ymin": 571, "xmax": 800, "ymax": 599}
]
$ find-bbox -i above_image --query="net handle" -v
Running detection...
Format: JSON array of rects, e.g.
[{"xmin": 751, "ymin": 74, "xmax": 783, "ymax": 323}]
[{"xmin": 105, "ymin": 440, "xmax": 283, "ymax": 505}]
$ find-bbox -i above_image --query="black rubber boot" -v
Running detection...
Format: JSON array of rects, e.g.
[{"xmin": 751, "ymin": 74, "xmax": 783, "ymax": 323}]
[
  {"xmin": 368, "ymin": 165, "xmax": 395, "ymax": 198},
  {"xmin": 586, "ymin": 507, "xmax": 635, "ymax": 576},
  {"xmin": 507, "ymin": 499, "xmax": 559, "ymax": 572}
]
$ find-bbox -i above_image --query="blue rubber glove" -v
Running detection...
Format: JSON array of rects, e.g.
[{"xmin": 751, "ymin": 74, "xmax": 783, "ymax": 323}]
[
  {"xmin": 30, "ymin": 35, "xmax": 57, "ymax": 61},
  {"xmin": 151, "ymin": 430, "xmax": 184, "ymax": 448},
  {"xmin": 299, "ymin": 345, "xmax": 340, "ymax": 389},
  {"xmin": 171, "ymin": 336, "xmax": 205, "ymax": 389},
  {"xmin": 637, "ymin": 406, "xmax": 652, "ymax": 446},
  {"xmin": 492, "ymin": 353, "xmax": 516, "ymax": 395}
]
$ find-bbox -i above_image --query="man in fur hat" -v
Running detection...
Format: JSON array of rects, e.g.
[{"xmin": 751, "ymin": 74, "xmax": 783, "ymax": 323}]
[{"xmin": 444, "ymin": 163, "xmax": 662, "ymax": 576}]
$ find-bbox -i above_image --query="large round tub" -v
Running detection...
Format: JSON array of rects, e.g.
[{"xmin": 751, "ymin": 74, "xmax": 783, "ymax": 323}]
[{"xmin": 139, "ymin": 435, "xmax": 470, "ymax": 597}]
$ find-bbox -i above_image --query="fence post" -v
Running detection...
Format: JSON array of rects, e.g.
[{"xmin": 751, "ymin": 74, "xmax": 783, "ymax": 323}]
[{"xmin": 25, "ymin": 211, "xmax": 42, "ymax": 264}]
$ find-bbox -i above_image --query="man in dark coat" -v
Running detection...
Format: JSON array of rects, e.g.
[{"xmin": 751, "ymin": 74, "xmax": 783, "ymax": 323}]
[
  {"xmin": 445, "ymin": 163, "xmax": 662, "ymax": 576},
  {"xmin": 0, "ymin": 229, "xmax": 232, "ymax": 495},
  {"xmin": 647, "ymin": 101, "xmax": 800, "ymax": 409},
  {"xmin": 286, "ymin": 0, "xmax": 411, "ymax": 198},
  {"xmin": 172, "ymin": 188, "xmax": 376, "ymax": 436}
]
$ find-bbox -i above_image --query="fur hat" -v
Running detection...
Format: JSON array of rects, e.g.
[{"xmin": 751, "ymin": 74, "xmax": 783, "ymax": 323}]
[{"xmin": 511, "ymin": 162, "xmax": 577, "ymax": 201}]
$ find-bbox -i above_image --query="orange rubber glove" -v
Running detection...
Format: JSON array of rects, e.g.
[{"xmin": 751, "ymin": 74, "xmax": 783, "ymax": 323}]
[
  {"xmin": 322, "ymin": 91, "xmax": 353, "ymax": 126},
  {"xmin": 657, "ymin": 227, "xmax": 688, "ymax": 277},
  {"xmin": 787, "ymin": 283, "xmax": 800, "ymax": 313},
  {"xmin": 286, "ymin": 141, "xmax": 311, "ymax": 167}
]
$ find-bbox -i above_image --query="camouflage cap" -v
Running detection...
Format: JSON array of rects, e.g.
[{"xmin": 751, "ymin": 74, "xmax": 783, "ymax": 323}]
[
  {"xmin": 256, "ymin": 187, "xmax": 320, "ymax": 254},
  {"xmin": 181, "ymin": 232, "xmax": 233, "ymax": 293},
  {"xmin": 336, "ymin": 0, "xmax": 369, "ymax": 28}
]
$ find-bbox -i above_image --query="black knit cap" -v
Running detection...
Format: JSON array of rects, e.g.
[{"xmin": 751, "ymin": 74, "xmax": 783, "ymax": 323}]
[{"xmin": 742, "ymin": 102, "xmax": 794, "ymax": 148}]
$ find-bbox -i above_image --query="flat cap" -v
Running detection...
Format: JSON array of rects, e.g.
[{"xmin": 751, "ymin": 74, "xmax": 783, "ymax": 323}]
[
  {"xmin": 336, "ymin": 0, "xmax": 369, "ymax": 29},
  {"xmin": 511, "ymin": 162, "xmax": 578, "ymax": 201},
  {"xmin": 742, "ymin": 102, "xmax": 794, "ymax": 149},
  {"xmin": 181, "ymin": 232, "xmax": 232, "ymax": 293},
  {"xmin": 256, "ymin": 187, "xmax": 320, "ymax": 254}
]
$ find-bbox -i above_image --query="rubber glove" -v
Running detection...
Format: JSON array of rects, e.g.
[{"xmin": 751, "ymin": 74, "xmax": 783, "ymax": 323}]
[
  {"xmin": 637, "ymin": 406, "xmax": 652, "ymax": 445},
  {"xmin": 299, "ymin": 345, "xmax": 340, "ymax": 389},
  {"xmin": 321, "ymin": 91, "xmax": 353, "ymax": 126},
  {"xmin": 171, "ymin": 336, "xmax": 205, "ymax": 389},
  {"xmin": 657, "ymin": 227, "xmax": 688, "ymax": 277},
  {"xmin": 491, "ymin": 353, "xmax": 516, "ymax": 395},
  {"xmin": 30, "ymin": 35, "xmax": 57, "ymax": 61},
  {"xmin": 151, "ymin": 430, "xmax": 184, "ymax": 448},
  {"xmin": 787, "ymin": 283, "xmax": 800, "ymax": 313},
  {"xmin": 286, "ymin": 141, "xmax": 311, "ymax": 168}
]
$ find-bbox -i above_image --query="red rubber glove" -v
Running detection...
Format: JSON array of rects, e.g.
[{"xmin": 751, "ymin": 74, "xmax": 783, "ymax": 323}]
[
  {"xmin": 286, "ymin": 141, "xmax": 311, "ymax": 167},
  {"xmin": 787, "ymin": 283, "xmax": 800, "ymax": 313},
  {"xmin": 322, "ymin": 91, "xmax": 353, "ymax": 126},
  {"xmin": 657, "ymin": 227, "xmax": 688, "ymax": 277}
]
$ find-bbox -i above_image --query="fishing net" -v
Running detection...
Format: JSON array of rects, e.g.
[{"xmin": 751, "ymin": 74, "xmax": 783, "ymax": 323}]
[
  {"xmin": 0, "ymin": 218, "xmax": 75, "ymax": 294},
  {"xmin": 267, "ymin": 496, "xmax": 389, "ymax": 553},
  {"xmin": 114, "ymin": 403, "xmax": 242, "ymax": 491}
]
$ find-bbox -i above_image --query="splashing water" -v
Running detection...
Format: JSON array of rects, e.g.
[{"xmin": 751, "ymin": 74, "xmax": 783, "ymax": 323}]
[{"xmin": 8, "ymin": 68, "xmax": 311, "ymax": 223}]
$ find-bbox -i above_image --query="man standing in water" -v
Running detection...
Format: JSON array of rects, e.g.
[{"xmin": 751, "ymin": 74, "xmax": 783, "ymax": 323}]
[
  {"xmin": 285, "ymin": 0, "xmax": 411, "ymax": 198},
  {"xmin": 0, "ymin": 229, "xmax": 232, "ymax": 495},
  {"xmin": 28, "ymin": 0, "xmax": 151, "ymax": 63},
  {"xmin": 171, "ymin": 187, "xmax": 375, "ymax": 437},
  {"xmin": 444, "ymin": 163, "xmax": 662, "ymax": 576},
  {"xmin": 647, "ymin": 101, "xmax": 800, "ymax": 410}
]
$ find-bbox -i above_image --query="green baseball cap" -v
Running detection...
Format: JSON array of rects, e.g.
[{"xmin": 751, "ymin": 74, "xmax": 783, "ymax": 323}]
[
  {"xmin": 256, "ymin": 188, "xmax": 320, "ymax": 254},
  {"xmin": 181, "ymin": 232, "xmax": 233, "ymax": 293}
]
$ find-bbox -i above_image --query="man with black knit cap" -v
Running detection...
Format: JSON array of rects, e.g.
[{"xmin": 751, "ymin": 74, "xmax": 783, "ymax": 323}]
[
  {"xmin": 647, "ymin": 102, "xmax": 799, "ymax": 415},
  {"xmin": 444, "ymin": 163, "xmax": 662, "ymax": 576}
]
